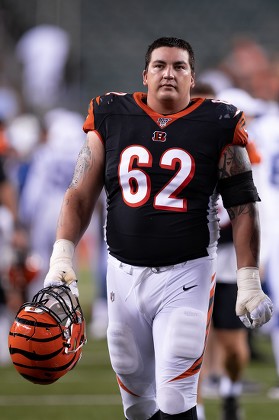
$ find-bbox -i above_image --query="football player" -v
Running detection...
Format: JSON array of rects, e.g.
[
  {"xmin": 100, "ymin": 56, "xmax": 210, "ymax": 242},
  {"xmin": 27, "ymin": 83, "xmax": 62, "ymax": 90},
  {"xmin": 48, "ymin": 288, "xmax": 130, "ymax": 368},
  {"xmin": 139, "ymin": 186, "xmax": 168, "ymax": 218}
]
[{"xmin": 44, "ymin": 37, "xmax": 273, "ymax": 420}]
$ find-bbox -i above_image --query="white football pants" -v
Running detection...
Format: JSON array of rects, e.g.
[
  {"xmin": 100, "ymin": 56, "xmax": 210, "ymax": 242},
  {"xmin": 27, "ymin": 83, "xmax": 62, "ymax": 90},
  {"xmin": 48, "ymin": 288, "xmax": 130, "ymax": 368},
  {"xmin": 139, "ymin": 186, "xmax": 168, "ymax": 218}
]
[{"xmin": 106, "ymin": 253, "xmax": 216, "ymax": 419}]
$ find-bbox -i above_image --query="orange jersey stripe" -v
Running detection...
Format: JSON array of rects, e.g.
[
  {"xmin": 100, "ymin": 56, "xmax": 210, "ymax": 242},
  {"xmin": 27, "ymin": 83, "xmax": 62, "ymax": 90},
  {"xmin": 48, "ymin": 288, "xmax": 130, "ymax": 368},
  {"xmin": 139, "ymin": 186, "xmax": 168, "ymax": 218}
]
[
  {"xmin": 133, "ymin": 92, "xmax": 205, "ymax": 129},
  {"xmin": 232, "ymin": 113, "xmax": 248, "ymax": 146},
  {"xmin": 116, "ymin": 375, "xmax": 140, "ymax": 397},
  {"xmin": 83, "ymin": 100, "xmax": 95, "ymax": 133},
  {"xmin": 169, "ymin": 272, "xmax": 216, "ymax": 382},
  {"xmin": 246, "ymin": 141, "xmax": 261, "ymax": 164}
]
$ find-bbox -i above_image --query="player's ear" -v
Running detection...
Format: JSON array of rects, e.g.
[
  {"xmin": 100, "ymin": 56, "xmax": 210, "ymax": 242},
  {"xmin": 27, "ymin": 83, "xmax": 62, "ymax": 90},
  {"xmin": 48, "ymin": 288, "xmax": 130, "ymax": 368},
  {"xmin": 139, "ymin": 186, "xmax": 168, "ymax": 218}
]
[
  {"xmin": 142, "ymin": 69, "xmax": 148, "ymax": 86},
  {"xmin": 191, "ymin": 74, "xmax": 195, "ymax": 88}
]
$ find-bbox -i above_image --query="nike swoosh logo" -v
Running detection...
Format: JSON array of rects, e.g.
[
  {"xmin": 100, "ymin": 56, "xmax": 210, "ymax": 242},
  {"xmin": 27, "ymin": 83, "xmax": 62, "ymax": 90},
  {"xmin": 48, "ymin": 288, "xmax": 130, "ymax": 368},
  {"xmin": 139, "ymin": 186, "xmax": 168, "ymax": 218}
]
[{"xmin": 182, "ymin": 285, "xmax": 197, "ymax": 292}]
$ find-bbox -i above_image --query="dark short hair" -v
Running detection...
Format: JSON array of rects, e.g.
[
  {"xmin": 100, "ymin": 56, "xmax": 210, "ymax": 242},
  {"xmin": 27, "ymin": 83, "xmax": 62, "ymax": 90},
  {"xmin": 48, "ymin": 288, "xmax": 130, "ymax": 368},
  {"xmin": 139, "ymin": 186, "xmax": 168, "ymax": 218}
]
[{"xmin": 145, "ymin": 37, "xmax": 195, "ymax": 74}]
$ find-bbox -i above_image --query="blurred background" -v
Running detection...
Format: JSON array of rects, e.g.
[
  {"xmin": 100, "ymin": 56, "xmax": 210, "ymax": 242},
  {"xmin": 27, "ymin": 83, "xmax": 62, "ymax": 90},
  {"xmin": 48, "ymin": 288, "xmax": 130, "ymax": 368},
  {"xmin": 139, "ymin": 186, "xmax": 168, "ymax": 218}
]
[
  {"xmin": 1, "ymin": 1, "xmax": 279, "ymax": 419},
  {"xmin": 1, "ymin": 0, "xmax": 279, "ymax": 113}
]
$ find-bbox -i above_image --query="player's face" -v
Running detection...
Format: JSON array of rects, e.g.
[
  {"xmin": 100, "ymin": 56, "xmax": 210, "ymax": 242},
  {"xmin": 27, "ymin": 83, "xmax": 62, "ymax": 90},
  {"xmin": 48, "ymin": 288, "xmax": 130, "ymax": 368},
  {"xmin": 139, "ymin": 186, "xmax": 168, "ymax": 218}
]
[{"xmin": 143, "ymin": 46, "xmax": 195, "ymax": 114}]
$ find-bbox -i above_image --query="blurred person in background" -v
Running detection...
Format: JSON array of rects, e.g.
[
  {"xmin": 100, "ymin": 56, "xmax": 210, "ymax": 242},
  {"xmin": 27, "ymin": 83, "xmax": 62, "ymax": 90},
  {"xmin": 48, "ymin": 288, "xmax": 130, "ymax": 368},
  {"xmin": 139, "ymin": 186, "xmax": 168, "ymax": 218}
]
[
  {"xmin": 199, "ymin": 36, "xmax": 279, "ymax": 115},
  {"xmin": 249, "ymin": 104, "xmax": 279, "ymax": 399},
  {"xmin": 15, "ymin": 24, "xmax": 71, "ymax": 114},
  {"xmin": 85, "ymin": 191, "xmax": 109, "ymax": 340},
  {"xmin": 3, "ymin": 112, "xmax": 45, "ymax": 308},
  {"xmin": 0, "ymin": 123, "xmax": 22, "ymax": 365},
  {"xmin": 220, "ymin": 37, "xmax": 276, "ymax": 101},
  {"xmin": 1, "ymin": 21, "xmax": 107, "ymax": 338},
  {"xmin": 5, "ymin": 113, "xmax": 43, "ymax": 194},
  {"xmin": 19, "ymin": 108, "xmax": 85, "ymax": 299},
  {"xmin": 192, "ymin": 84, "xmax": 263, "ymax": 420}
]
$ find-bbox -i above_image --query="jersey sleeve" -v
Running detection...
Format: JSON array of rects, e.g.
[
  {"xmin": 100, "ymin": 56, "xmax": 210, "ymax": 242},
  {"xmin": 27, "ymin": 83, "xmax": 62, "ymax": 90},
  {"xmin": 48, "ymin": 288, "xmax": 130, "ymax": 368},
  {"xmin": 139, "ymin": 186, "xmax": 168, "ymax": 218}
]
[
  {"xmin": 246, "ymin": 140, "xmax": 261, "ymax": 164},
  {"xmin": 83, "ymin": 99, "xmax": 95, "ymax": 133},
  {"xmin": 82, "ymin": 94, "xmax": 116, "ymax": 133},
  {"xmin": 232, "ymin": 111, "xmax": 248, "ymax": 146},
  {"xmin": 214, "ymin": 100, "xmax": 248, "ymax": 147}
]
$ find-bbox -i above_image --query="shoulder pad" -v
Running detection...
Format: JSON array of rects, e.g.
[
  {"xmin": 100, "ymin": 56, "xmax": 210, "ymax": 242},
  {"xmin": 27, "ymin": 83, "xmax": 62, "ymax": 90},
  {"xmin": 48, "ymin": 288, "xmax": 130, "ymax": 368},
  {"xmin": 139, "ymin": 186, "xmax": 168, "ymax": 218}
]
[
  {"xmin": 95, "ymin": 92, "xmax": 128, "ymax": 109},
  {"xmin": 83, "ymin": 92, "xmax": 128, "ymax": 132},
  {"xmin": 204, "ymin": 99, "xmax": 248, "ymax": 146},
  {"xmin": 212, "ymin": 99, "xmax": 241, "ymax": 128}
]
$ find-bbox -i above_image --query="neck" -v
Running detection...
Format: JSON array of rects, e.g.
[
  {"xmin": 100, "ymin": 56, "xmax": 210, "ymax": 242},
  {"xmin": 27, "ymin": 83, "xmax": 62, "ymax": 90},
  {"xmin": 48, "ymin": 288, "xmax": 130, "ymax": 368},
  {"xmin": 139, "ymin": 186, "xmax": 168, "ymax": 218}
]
[{"xmin": 146, "ymin": 96, "xmax": 191, "ymax": 115}]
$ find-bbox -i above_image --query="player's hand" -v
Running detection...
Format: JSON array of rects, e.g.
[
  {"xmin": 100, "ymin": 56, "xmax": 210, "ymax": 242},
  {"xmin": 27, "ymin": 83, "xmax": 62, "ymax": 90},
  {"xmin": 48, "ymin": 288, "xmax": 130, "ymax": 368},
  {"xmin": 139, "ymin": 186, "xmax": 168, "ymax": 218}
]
[
  {"xmin": 44, "ymin": 239, "xmax": 79, "ymax": 297},
  {"xmin": 236, "ymin": 267, "xmax": 273, "ymax": 329},
  {"xmin": 44, "ymin": 266, "xmax": 79, "ymax": 296}
]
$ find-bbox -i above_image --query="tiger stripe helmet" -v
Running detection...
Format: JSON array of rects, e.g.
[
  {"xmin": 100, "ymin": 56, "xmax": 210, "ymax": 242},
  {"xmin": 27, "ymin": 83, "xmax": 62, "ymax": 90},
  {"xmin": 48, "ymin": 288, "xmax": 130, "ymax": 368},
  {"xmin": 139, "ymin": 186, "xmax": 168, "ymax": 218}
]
[{"xmin": 8, "ymin": 285, "xmax": 87, "ymax": 385}]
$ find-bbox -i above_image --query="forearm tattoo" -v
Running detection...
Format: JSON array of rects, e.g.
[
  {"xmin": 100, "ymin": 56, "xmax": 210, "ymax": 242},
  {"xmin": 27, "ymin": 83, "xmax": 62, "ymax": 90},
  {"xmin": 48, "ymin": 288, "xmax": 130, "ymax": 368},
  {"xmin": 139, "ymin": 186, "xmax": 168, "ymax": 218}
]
[
  {"xmin": 69, "ymin": 141, "xmax": 92, "ymax": 188},
  {"xmin": 219, "ymin": 145, "xmax": 250, "ymax": 179}
]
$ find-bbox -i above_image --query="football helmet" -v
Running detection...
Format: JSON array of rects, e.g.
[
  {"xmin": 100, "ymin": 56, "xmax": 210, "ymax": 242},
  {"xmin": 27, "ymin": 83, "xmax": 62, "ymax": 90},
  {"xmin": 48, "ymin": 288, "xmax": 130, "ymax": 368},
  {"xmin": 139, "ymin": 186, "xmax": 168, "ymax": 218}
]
[{"xmin": 8, "ymin": 285, "xmax": 86, "ymax": 385}]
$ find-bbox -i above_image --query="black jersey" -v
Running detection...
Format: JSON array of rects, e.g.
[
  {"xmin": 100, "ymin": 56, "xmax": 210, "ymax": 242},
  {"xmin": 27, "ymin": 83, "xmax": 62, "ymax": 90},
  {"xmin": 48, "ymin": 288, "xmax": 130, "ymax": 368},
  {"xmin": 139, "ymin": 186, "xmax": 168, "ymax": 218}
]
[{"xmin": 83, "ymin": 92, "xmax": 248, "ymax": 266}]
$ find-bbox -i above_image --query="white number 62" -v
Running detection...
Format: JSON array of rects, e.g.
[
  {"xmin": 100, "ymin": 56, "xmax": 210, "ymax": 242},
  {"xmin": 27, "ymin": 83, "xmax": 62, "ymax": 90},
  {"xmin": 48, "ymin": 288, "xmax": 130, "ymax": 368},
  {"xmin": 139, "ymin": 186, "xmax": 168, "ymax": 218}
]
[{"xmin": 118, "ymin": 145, "xmax": 195, "ymax": 212}]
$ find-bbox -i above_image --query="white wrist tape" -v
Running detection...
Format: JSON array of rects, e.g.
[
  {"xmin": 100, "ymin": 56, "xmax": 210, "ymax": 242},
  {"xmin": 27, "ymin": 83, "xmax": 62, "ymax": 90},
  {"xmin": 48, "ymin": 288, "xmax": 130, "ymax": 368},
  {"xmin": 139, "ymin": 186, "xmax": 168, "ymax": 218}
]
[
  {"xmin": 50, "ymin": 239, "xmax": 75, "ymax": 266},
  {"xmin": 48, "ymin": 239, "xmax": 76, "ymax": 285},
  {"xmin": 237, "ymin": 267, "xmax": 261, "ymax": 291},
  {"xmin": 236, "ymin": 267, "xmax": 265, "ymax": 315}
]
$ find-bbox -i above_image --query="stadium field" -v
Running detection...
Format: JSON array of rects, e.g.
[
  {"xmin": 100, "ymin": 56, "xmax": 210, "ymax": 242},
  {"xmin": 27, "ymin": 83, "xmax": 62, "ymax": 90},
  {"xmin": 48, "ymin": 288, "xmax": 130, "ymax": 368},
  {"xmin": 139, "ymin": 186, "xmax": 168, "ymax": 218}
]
[
  {"xmin": 2, "ymin": 330, "xmax": 279, "ymax": 419},
  {"xmin": 2, "ymin": 271, "xmax": 279, "ymax": 420}
]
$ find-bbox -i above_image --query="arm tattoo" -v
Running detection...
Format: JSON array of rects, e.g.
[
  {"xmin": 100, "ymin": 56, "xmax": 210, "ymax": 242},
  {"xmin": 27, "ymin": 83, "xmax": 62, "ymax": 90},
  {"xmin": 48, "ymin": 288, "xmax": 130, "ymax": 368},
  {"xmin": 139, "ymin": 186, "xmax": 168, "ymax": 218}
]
[
  {"xmin": 69, "ymin": 141, "xmax": 92, "ymax": 188},
  {"xmin": 219, "ymin": 145, "xmax": 251, "ymax": 179},
  {"xmin": 228, "ymin": 202, "xmax": 259, "ymax": 262},
  {"xmin": 227, "ymin": 202, "xmax": 256, "ymax": 221}
]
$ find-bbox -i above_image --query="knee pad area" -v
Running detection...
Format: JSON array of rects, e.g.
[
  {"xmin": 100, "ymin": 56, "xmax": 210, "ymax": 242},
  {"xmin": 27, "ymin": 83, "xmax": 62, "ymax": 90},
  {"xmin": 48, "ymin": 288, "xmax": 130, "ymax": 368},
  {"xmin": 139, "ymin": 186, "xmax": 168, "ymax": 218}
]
[
  {"xmin": 157, "ymin": 386, "xmax": 195, "ymax": 415},
  {"xmin": 125, "ymin": 400, "xmax": 158, "ymax": 420},
  {"xmin": 164, "ymin": 307, "xmax": 206, "ymax": 359},
  {"xmin": 160, "ymin": 407, "xmax": 197, "ymax": 419},
  {"xmin": 107, "ymin": 322, "xmax": 142, "ymax": 375}
]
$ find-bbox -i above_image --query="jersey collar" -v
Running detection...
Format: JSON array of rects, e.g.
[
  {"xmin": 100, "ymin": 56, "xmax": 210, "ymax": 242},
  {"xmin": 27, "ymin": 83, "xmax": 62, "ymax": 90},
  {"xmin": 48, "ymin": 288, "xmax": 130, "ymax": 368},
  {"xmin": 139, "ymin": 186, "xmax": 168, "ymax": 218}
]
[{"xmin": 133, "ymin": 92, "xmax": 205, "ymax": 129}]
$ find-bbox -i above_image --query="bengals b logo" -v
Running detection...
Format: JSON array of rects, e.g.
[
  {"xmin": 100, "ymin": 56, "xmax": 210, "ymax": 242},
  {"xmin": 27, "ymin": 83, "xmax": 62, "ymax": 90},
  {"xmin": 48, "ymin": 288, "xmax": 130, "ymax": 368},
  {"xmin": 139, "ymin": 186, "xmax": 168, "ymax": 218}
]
[{"xmin": 152, "ymin": 131, "xmax": 167, "ymax": 142}]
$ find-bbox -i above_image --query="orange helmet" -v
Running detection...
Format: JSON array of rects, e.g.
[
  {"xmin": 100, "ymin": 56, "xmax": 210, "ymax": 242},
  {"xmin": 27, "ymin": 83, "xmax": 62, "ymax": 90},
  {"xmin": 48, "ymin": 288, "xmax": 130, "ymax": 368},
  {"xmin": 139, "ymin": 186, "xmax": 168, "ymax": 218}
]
[{"xmin": 8, "ymin": 285, "xmax": 87, "ymax": 385}]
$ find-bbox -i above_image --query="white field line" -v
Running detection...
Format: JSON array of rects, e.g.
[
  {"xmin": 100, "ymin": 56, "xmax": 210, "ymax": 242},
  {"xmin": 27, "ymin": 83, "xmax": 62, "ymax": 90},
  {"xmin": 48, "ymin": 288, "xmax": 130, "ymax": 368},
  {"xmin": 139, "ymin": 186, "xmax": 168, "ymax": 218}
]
[
  {"xmin": 0, "ymin": 394, "xmax": 122, "ymax": 406},
  {"xmin": 0, "ymin": 394, "xmax": 278, "ymax": 406}
]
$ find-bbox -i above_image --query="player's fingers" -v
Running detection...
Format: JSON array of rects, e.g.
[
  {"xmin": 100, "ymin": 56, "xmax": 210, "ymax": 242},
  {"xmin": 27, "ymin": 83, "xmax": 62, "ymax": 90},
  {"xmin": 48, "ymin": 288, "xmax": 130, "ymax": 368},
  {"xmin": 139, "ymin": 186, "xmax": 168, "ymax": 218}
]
[
  {"xmin": 250, "ymin": 299, "xmax": 273, "ymax": 328},
  {"xmin": 239, "ymin": 314, "xmax": 252, "ymax": 329},
  {"xmin": 68, "ymin": 281, "xmax": 79, "ymax": 297},
  {"xmin": 44, "ymin": 278, "xmax": 64, "ymax": 289}
]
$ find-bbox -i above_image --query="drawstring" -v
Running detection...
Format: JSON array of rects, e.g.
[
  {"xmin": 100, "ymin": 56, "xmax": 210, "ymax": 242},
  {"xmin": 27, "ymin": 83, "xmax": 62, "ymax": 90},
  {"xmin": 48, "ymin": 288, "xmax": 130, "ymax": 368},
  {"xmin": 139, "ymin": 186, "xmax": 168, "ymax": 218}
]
[
  {"xmin": 123, "ymin": 265, "xmax": 173, "ymax": 301},
  {"xmin": 125, "ymin": 267, "xmax": 151, "ymax": 301}
]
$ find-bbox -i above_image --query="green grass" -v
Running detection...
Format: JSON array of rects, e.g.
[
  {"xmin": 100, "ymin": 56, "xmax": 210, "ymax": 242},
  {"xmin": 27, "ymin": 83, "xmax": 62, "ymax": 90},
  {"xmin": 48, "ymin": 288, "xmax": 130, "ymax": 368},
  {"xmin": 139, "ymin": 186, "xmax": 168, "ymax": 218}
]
[
  {"xmin": 3, "ymin": 332, "xmax": 279, "ymax": 419},
  {"xmin": 204, "ymin": 332, "xmax": 279, "ymax": 419},
  {"xmin": 1, "ymin": 338, "xmax": 123, "ymax": 420},
  {"xmin": 2, "ymin": 271, "xmax": 279, "ymax": 419}
]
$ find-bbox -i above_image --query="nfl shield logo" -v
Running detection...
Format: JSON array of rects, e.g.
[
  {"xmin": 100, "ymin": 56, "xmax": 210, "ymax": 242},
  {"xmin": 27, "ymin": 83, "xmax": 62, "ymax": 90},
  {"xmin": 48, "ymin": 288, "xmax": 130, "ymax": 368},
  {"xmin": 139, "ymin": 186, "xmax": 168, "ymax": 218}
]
[{"xmin": 157, "ymin": 117, "xmax": 172, "ymax": 128}]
